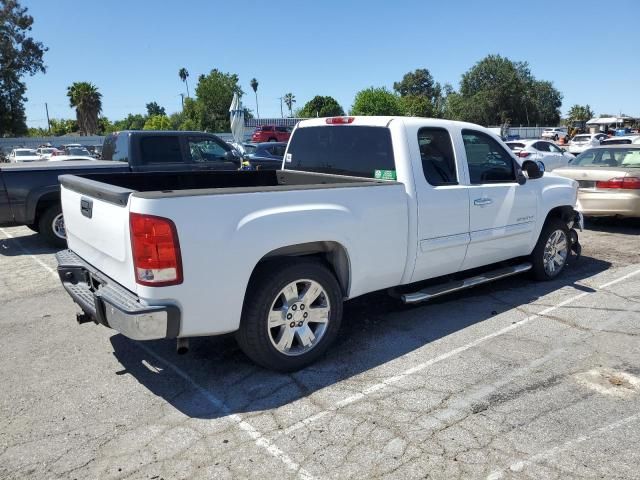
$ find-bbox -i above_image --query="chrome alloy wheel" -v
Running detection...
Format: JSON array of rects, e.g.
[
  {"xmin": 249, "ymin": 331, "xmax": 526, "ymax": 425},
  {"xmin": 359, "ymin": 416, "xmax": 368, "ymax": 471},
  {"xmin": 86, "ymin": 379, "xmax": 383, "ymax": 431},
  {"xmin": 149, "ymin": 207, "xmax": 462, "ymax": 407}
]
[
  {"xmin": 267, "ymin": 279, "xmax": 330, "ymax": 356},
  {"xmin": 52, "ymin": 213, "xmax": 66, "ymax": 239},
  {"xmin": 543, "ymin": 229, "xmax": 568, "ymax": 276}
]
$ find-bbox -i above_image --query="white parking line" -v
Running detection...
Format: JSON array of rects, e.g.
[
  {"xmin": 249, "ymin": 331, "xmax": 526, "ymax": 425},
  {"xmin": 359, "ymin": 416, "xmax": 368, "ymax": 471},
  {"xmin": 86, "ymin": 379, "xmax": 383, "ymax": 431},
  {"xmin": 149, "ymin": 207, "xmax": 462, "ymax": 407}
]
[
  {"xmin": 486, "ymin": 413, "xmax": 640, "ymax": 479},
  {"xmin": 0, "ymin": 227, "xmax": 57, "ymax": 276},
  {"xmin": 0, "ymin": 229, "xmax": 315, "ymax": 479},
  {"xmin": 277, "ymin": 267, "xmax": 640, "ymax": 438},
  {"xmin": 136, "ymin": 343, "xmax": 315, "ymax": 480}
]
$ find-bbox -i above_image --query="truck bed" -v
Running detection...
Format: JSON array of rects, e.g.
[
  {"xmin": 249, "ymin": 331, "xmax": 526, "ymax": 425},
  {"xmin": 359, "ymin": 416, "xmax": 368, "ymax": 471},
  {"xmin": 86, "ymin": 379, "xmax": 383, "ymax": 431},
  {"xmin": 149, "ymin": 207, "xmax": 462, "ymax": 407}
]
[{"xmin": 59, "ymin": 170, "xmax": 393, "ymax": 205}]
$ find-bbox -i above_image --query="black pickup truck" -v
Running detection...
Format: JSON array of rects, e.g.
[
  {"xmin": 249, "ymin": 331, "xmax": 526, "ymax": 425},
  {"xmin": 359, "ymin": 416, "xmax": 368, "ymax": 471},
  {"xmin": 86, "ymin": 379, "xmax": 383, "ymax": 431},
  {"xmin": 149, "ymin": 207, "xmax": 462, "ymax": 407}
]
[{"xmin": 0, "ymin": 130, "xmax": 241, "ymax": 246}]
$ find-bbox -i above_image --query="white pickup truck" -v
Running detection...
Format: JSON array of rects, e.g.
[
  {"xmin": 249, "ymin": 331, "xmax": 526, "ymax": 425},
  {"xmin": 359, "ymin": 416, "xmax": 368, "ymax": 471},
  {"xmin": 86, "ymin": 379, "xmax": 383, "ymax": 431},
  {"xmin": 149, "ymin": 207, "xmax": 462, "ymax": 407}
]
[{"xmin": 56, "ymin": 117, "xmax": 583, "ymax": 371}]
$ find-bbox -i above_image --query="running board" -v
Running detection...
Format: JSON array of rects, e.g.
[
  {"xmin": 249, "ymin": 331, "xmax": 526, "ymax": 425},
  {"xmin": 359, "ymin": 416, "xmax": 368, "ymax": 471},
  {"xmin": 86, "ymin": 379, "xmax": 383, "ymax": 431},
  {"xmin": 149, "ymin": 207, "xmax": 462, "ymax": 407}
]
[{"xmin": 401, "ymin": 262, "xmax": 533, "ymax": 304}]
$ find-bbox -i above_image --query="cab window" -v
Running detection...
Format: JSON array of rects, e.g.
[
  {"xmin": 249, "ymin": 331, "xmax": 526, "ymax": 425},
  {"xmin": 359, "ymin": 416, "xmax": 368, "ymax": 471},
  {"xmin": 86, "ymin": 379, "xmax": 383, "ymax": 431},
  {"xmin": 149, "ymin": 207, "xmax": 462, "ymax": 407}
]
[
  {"xmin": 462, "ymin": 129, "xmax": 516, "ymax": 184},
  {"xmin": 417, "ymin": 127, "xmax": 457, "ymax": 185}
]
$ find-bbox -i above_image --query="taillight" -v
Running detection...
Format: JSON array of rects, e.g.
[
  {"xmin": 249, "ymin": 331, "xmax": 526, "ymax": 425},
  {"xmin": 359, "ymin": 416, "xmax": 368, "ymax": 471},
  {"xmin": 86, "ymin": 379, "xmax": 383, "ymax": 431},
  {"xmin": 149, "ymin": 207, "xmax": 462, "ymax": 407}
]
[
  {"xmin": 130, "ymin": 213, "xmax": 182, "ymax": 286},
  {"xmin": 517, "ymin": 151, "xmax": 531, "ymax": 158},
  {"xmin": 326, "ymin": 116, "xmax": 354, "ymax": 124},
  {"xmin": 595, "ymin": 177, "xmax": 640, "ymax": 190}
]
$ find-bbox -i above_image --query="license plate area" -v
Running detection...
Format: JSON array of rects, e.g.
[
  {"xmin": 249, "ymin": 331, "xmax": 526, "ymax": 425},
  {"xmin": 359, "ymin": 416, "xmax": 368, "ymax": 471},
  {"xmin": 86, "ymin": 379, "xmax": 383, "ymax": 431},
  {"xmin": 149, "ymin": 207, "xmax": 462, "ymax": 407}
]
[{"xmin": 578, "ymin": 180, "xmax": 596, "ymax": 189}]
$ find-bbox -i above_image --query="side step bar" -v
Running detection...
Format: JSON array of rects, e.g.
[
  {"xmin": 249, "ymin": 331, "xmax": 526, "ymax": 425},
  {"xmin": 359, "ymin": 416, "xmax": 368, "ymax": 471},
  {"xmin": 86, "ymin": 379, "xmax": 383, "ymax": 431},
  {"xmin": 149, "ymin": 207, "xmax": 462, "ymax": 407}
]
[{"xmin": 401, "ymin": 262, "xmax": 532, "ymax": 304}]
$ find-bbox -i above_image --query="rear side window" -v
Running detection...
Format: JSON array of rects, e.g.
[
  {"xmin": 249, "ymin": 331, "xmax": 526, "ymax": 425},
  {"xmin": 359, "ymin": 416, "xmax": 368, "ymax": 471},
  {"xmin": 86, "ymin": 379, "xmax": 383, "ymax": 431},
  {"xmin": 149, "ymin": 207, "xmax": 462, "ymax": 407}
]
[
  {"xmin": 139, "ymin": 136, "xmax": 182, "ymax": 164},
  {"xmin": 417, "ymin": 127, "xmax": 457, "ymax": 185},
  {"xmin": 286, "ymin": 126, "xmax": 395, "ymax": 178},
  {"xmin": 102, "ymin": 133, "xmax": 128, "ymax": 162}
]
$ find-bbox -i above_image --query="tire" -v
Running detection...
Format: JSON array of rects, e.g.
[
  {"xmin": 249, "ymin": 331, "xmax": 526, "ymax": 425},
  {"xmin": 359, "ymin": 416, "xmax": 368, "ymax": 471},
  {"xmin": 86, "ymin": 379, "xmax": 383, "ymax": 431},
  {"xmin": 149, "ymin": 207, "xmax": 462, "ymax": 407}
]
[
  {"xmin": 236, "ymin": 258, "xmax": 343, "ymax": 372},
  {"xmin": 530, "ymin": 218, "xmax": 570, "ymax": 281},
  {"xmin": 268, "ymin": 137, "xmax": 277, "ymax": 142},
  {"xmin": 38, "ymin": 204, "xmax": 67, "ymax": 248},
  {"xmin": 554, "ymin": 134, "xmax": 559, "ymax": 141}
]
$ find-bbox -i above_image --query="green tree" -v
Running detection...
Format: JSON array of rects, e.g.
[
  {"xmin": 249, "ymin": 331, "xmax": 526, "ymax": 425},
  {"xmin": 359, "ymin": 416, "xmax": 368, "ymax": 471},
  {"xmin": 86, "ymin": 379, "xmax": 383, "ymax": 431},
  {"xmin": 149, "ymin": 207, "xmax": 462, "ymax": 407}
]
[
  {"xmin": 179, "ymin": 67, "xmax": 190, "ymax": 97},
  {"xmin": 283, "ymin": 93, "xmax": 296, "ymax": 117},
  {"xmin": 113, "ymin": 113, "xmax": 146, "ymax": 131},
  {"xmin": 145, "ymin": 101, "xmax": 165, "ymax": 117},
  {"xmin": 565, "ymin": 104, "xmax": 594, "ymax": 125},
  {"xmin": 0, "ymin": 0, "xmax": 47, "ymax": 136},
  {"xmin": 250, "ymin": 78, "xmax": 259, "ymax": 118},
  {"xmin": 67, "ymin": 82, "xmax": 102, "ymax": 135},
  {"xmin": 351, "ymin": 87, "xmax": 402, "ymax": 116},
  {"xmin": 450, "ymin": 54, "xmax": 562, "ymax": 126},
  {"xmin": 298, "ymin": 95, "xmax": 344, "ymax": 118},
  {"xmin": 393, "ymin": 69, "xmax": 449, "ymax": 118},
  {"xmin": 182, "ymin": 69, "xmax": 243, "ymax": 132},
  {"xmin": 48, "ymin": 118, "xmax": 78, "ymax": 136},
  {"xmin": 143, "ymin": 114, "xmax": 171, "ymax": 130}
]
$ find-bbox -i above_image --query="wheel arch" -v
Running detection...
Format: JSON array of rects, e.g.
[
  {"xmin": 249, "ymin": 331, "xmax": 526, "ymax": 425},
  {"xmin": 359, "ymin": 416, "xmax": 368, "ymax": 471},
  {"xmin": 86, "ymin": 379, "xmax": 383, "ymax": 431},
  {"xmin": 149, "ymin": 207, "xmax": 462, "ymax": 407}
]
[
  {"xmin": 27, "ymin": 187, "xmax": 60, "ymax": 225},
  {"xmin": 251, "ymin": 241, "xmax": 351, "ymax": 298}
]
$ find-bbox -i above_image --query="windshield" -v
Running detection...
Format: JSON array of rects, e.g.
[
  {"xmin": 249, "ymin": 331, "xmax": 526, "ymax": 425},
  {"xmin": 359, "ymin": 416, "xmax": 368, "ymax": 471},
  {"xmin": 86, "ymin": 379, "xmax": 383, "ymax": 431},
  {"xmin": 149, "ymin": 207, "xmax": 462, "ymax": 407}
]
[
  {"xmin": 16, "ymin": 150, "xmax": 36, "ymax": 156},
  {"xmin": 572, "ymin": 135, "xmax": 590, "ymax": 142},
  {"xmin": 286, "ymin": 125, "xmax": 395, "ymax": 178},
  {"xmin": 66, "ymin": 148, "xmax": 90, "ymax": 155},
  {"xmin": 572, "ymin": 148, "xmax": 640, "ymax": 167}
]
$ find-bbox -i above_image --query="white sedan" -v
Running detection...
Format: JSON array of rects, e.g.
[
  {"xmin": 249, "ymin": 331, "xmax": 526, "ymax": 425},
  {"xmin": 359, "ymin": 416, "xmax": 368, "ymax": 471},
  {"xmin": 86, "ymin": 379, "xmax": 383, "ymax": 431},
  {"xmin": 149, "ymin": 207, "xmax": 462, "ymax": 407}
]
[
  {"xmin": 568, "ymin": 133, "xmax": 607, "ymax": 154},
  {"xmin": 9, "ymin": 148, "xmax": 41, "ymax": 162},
  {"xmin": 506, "ymin": 139, "xmax": 575, "ymax": 171}
]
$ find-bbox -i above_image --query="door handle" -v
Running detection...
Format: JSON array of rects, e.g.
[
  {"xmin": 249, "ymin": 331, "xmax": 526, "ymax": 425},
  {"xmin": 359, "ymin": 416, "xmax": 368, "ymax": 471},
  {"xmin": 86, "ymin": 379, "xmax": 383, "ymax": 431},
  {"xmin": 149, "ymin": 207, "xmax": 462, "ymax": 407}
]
[{"xmin": 474, "ymin": 198, "xmax": 493, "ymax": 206}]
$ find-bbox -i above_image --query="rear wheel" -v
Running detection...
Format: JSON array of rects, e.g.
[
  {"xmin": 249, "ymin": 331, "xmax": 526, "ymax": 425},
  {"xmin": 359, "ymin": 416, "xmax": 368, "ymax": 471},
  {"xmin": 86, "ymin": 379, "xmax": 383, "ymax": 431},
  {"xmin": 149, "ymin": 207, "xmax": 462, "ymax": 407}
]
[
  {"xmin": 236, "ymin": 258, "xmax": 343, "ymax": 371},
  {"xmin": 38, "ymin": 204, "xmax": 67, "ymax": 248},
  {"xmin": 530, "ymin": 218, "xmax": 570, "ymax": 280},
  {"xmin": 268, "ymin": 137, "xmax": 277, "ymax": 142}
]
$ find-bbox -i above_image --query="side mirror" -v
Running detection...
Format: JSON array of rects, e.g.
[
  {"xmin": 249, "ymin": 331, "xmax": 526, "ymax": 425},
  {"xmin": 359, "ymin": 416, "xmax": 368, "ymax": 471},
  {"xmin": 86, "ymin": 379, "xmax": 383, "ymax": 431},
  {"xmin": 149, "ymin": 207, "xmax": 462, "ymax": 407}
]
[
  {"xmin": 522, "ymin": 160, "xmax": 544, "ymax": 179},
  {"xmin": 225, "ymin": 150, "xmax": 241, "ymax": 164}
]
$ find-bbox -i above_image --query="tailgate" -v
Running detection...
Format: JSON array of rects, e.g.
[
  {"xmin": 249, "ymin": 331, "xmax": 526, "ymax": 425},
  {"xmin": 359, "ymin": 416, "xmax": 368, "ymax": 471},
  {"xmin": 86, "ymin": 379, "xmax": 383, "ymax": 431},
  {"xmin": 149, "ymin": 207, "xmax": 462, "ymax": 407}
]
[{"xmin": 60, "ymin": 175, "xmax": 137, "ymax": 292}]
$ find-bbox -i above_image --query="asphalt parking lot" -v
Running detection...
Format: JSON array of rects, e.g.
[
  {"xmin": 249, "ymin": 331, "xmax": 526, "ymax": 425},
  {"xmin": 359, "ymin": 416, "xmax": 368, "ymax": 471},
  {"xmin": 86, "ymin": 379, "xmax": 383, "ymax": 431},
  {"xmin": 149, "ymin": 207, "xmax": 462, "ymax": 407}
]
[{"xmin": 1, "ymin": 220, "xmax": 639, "ymax": 480}]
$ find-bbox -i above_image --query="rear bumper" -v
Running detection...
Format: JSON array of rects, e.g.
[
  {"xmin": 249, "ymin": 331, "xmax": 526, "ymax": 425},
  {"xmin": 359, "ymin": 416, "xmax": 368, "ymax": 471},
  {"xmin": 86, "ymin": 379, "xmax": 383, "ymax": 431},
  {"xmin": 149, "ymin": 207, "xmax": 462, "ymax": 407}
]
[
  {"xmin": 56, "ymin": 249, "xmax": 180, "ymax": 340},
  {"xmin": 577, "ymin": 190, "xmax": 640, "ymax": 217}
]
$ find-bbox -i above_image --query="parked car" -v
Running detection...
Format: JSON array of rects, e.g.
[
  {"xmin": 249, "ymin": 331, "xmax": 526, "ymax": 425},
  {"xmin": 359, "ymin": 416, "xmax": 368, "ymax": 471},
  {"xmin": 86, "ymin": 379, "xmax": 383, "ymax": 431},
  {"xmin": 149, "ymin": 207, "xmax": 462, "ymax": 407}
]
[
  {"xmin": 600, "ymin": 135, "xmax": 640, "ymax": 146},
  {"xmin": 251, "ymin": 125, "xmax": 292, "ymax": 143},
  {"xmin": 85, "ymin": 145, "xmax": 103, "ymax": 158},
  {"xmin": 56, "ymin": 116, "xmax": 581, "ymax": 371},
  {"xmin": 48, "ymin": 155, "xmax": 96, "ymax": 162},
  {"xmin": 0, "ymin": 130, "xmax": 241, "ymax": 247},
  {"xmin": 35, "ymin": 147, "xmax": 59, "ymax": 159},
  {"xmin": 244, "ymin": 142, "xmax": 287, "ymax": 169},
  {"xmin": 505, "ymin": 139, "xmax": 574, "ymax": 171},
  {"xmin": 568, "ymin": 133, "xmax": 608, "ymax": 154},
  {"xmin": 541, "ymin": 127, "xmax": 569, "ymax": 142},
  {"xmin": 64, "ymin": 146, "xmax": 93, "ymax": 157},
  {"xmin": 8, "ymin": 148, "xmax": 40, "ymax": 162},
  {"xmin": 553, "ymin": 145, "xmax": 640, "ymax": 218}
]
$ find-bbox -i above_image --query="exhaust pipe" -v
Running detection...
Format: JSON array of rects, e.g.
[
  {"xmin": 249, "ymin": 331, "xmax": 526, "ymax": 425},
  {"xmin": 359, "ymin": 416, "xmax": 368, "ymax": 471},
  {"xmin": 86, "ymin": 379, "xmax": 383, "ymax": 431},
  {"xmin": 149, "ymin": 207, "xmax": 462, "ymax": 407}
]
[{"xmin": 176, "ymin": 338, "xmax": 189, "ymax": 355}]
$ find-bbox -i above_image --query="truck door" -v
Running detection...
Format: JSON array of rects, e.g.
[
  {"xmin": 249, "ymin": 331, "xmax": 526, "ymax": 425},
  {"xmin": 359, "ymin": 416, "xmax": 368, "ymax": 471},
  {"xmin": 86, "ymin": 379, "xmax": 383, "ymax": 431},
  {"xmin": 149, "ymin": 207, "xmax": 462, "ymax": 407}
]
[
  {"xmin": 410, "ymin": 126, "xmax": 470, "ymax": 282},
  {"xmin": 460, "ymin": 129, "xmax": 537, "ymax": 270}
]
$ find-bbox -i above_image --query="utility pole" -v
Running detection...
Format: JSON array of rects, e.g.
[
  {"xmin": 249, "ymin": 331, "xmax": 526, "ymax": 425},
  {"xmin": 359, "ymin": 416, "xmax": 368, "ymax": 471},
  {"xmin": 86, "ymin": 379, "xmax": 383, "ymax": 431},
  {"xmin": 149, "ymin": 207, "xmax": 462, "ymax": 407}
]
[
  {"xmin": 45, "ymin": 102, "xmax": 51, "ymax": 135},
  {"xmin": 179, "ymin": 93, "xmax": 185, "ymax": 109},
  {"xmin": 278, "ymin": 97, "xmax": 284, "ymax": 118}
]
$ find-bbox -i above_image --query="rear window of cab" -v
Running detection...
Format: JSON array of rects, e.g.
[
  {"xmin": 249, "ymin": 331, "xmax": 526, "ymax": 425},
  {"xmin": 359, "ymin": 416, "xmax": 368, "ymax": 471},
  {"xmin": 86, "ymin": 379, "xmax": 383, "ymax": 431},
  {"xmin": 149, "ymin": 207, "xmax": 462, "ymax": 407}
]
[{"xmin": 285, "ymin": 126, "xmax": 395, "ymax": 178}]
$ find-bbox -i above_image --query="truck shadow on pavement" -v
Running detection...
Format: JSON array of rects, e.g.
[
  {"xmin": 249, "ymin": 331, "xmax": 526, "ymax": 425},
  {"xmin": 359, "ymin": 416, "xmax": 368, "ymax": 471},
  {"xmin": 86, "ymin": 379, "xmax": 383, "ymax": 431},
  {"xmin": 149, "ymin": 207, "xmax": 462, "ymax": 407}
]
[
  {"xmin": 110, "ymin": 253, "xmax": 612, "ymax": 420},
  {"xmin": 0, "ymin": 231, "xmax": 61, "ymax": 256}
]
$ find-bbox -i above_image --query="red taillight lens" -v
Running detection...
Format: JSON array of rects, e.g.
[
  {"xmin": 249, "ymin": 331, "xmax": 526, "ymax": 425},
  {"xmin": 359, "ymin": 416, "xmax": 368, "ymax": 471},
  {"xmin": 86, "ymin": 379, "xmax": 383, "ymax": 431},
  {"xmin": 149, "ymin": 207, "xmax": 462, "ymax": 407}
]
[
  {"xmin": 326, "ymin": 116, "xmax": 355, "ymax": 124},
  {"xmin": 517, "ymin": 151, "xmax": 531, "ymax": 158},
  {"xmin": 595, "ymin": 177, "xmax": 640, "ymax": 189},
  {"xmin": 130, "ymin": 213, "xmax": 182, "ymax": 286}
]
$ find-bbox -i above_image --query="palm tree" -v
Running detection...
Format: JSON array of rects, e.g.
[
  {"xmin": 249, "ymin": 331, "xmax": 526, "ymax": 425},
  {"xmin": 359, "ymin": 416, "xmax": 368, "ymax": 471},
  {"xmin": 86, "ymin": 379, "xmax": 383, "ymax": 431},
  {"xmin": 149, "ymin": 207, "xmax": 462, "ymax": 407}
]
[
  {"xmin": 179, "ymin": 68, "xmax": 190, "ymax": 97},
  {"xmin": 283, "ymin": 93, "xmax": 296, "ymax": 117},
  {"xmin": 66, "ymin": 82, "xmax": 102, "ymax": 135},
  {"xmin": 250, "ymin": 78, "xmax": 259, "ymax": 119}
]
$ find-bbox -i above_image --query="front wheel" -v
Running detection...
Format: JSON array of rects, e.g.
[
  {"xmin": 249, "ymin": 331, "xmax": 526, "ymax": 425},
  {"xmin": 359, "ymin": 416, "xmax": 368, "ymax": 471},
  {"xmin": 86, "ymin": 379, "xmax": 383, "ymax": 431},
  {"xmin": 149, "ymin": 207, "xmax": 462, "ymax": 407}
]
[
  {"xmin": 38, "ymin": 204, "xmax": 67, "ymax": 248},
  {"xmin": 236, "ymin": 258, "xmax": 343, "ymax": 371},
  {"xmin": 530, "ymin": 218, "xmax": 570, "ymax": 280}
]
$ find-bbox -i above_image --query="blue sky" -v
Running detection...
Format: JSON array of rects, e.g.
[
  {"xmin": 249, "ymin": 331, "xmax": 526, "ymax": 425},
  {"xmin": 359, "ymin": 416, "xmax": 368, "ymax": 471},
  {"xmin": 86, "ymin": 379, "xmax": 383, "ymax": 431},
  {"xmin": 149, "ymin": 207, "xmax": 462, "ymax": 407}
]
[{"xmin": 22, "ymin": 0, "xmax": 640, "ymax": 128}]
